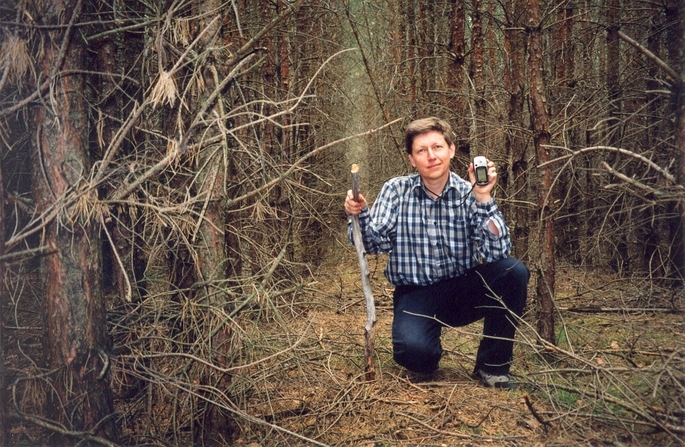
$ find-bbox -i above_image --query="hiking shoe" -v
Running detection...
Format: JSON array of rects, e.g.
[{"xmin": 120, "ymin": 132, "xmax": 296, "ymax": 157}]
[{"xmin": 475, "ymin": 369, "xmax": 517, "ymax": 389}]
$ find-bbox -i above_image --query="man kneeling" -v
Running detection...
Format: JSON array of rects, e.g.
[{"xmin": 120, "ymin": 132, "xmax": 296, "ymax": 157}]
[{"xmin": 344, "ymin": 117, "xmax": 529, "ymax": 389}]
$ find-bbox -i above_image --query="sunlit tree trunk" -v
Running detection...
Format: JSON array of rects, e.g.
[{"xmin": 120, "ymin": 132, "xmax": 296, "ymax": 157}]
[
  {"xmin": 528, "ymin": 0, "xmax": 555, "ymax": 344},
  {"xmin": 31, "ymin": 0, "xmax": 115, "ymax": 443}
]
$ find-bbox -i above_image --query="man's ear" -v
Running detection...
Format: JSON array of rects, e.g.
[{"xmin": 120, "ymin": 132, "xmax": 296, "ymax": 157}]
[
  {"xmin": 449, "ymin": 143, "xmax": 456, "ymax": 159},
  {"xmin": 408, "ymin": 154, "xmax": 416, "ymax": 167}
]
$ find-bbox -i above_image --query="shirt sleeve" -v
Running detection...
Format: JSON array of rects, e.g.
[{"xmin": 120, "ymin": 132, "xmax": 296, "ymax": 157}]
[
  {"xmin": 347, "ymin": 183, "xmax": 397, "ymax": 254},
  {"xmin": 469, "ymin": 199, "xmax": 512, "ymax": 262}
]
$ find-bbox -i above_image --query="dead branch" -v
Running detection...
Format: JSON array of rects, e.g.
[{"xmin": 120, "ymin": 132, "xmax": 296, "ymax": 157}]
[
  {"xmin": 224, "ymin": 118, "xmax": 402, "ymax": 208},
  {"xmin": 601, "ymin": 161, "xmax": 674, "ymax": 198},
  {"xmin": 523, "ymin": 395, "xmax": 551, "ymax": 427},
  {"xmin": 99, "ymin": 214, "xmax": 132, "ymax": 302},
  {"xmin": 177, "ymin": 51, "xmax": 260, "ymax": 154},
  {"xmin": 0, "ymin": 245, "xmax": 53, "ymax": 263},
  {"xmin": 618, "ymin": 31, "xmax": 681, "ymax": 86},
  {"xmin": 538, "ymin": 145, "xmax": 679, "ymax": 185},
  {"xmin": 119, "ymin": 329, "xmax": 306, "ymax": 374},
  {"xmin": 561, "ymin": 306, "xmax": 681, "ymax": 314},
  {"xmin": 229, "ymin": 0, "xmax": 305, "ymax": 67},
  {"xmin": 344, "ymin": 4, "xmax": 408, "ymax": 167},
  {"xmin": 0, "ymin": 0, "xmax": 84, "ymax": 118}
]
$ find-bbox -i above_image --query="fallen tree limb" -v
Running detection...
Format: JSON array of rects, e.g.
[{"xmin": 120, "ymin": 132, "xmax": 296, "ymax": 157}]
[{"xmin": 560, "ymin": 306, "xmax": 681, "ymax": 314}]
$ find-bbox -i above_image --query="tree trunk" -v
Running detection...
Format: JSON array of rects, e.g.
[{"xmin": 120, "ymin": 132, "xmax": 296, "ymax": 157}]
[
  {"xmin": 470, "ymin": 0, "xmax": 484, "ymax": 157},
  {"xmin": 31, "ymin": 0, "xmax": 115, "ymax": 443},
  {"xmin": 448, "ymin": 0, "xmax": 468, "ymax": 157},
  {"xmin": 0, "ymin": 133, "xmax": 6, "ymax": 447},
  {"xmin": 605, "ymin": 0, "xmax": 629, "ymax": 275},
  {"xmin": 191, "ymin": 3, "xmax": 233, "ymax": 444},
  {"xmin": 671, "ymin": 0, "xmax": 685, "ymax": 284},
  {"xmin": 504, "ymin": 0, "xmax": 528, "ymax": 261},
  {"xmin": 641, "ymin": 6, "xmax": 666, "ymax": 278},
  {"xmin": 406, "ymin": 0, "xmax": 418, "ymax": 109},
  {"xmin": 553, "ymin": 4, "xmax": 581, "ymax": 263},
  {"xmin": 527, "ymin": 0, "xmax": 555, "ymax": 344}
]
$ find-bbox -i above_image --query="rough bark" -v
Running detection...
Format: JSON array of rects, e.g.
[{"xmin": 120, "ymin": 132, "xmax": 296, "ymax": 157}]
[
  {"xmin": 448, "ymin": 0, "xmax": 468, "ymax": 155},
  {"xmin": 527, "ymin": 0, "xmax": 555, "ymax": 344},
  {"xmin": 406, "ymin": 0, "xmax": 418, "ymax": 109},
  {"xmin": 31, "ymin": 0, "xmax": 115, "ymax": 443},
  {"xmin": 0, "ymin": 129, "xmax": 6, "ymax": 447},
  {"xmin": 553, "ymin": 4, "xmax": 581, "ymax": 263},
  {"xmin": 504, "ymin": 0, "xmax": 529, "ymax": 260},
  {"xmin": 663, "ymin": 0, "xmax": 685, "ymax": 284},
  {"xmin": 605, "ymin": 0, "xmax": 630, "ymax": 274},
  {"xmin": 191, "ymin": 2, "xmax": 233, "ymax": 444},
  {"xmin": 470, "ymin": 0, "xmax": 484, "ymax": 156},
  {"xmin": 641, "ymin": 6, "xmax": 666, "ymax": 277},
  {"xmin": 671, "ymin": 0, "xmax": 685, "ymax": 284}
]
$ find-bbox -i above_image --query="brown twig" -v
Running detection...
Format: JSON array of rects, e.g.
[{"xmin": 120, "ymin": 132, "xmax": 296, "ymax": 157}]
[{"xmin": 523, "ymin": 394, "xmax": 551, "ymax": 428}]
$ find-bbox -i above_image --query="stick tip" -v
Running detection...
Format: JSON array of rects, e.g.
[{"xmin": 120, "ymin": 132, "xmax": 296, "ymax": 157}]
[{"xmin": 351, "ymin": 164, "xmax": 359, "ymax": 173}]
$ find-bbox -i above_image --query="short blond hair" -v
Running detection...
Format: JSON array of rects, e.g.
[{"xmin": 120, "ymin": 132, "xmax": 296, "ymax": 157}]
[{"xmin": 404, "ymin": 117, "xmax": 455, "ymax": 154}]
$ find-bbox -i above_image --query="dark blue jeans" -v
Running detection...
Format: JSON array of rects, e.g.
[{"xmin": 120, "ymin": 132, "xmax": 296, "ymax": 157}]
[{"xmin": 392, "ymin": 258, "xmax": 529, "ymax": 375}]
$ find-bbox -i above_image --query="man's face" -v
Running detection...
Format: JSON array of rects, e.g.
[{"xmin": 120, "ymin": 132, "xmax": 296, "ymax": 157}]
[{"xmin": 408, "ymin": 131, "xmax": 455, "ymax": 183}]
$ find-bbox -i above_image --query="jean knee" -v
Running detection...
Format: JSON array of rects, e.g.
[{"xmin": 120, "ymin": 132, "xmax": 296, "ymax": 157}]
[
  {"xmin": 393, "ymin": 337, "xmax": 441, "ymax": 374},
  {"xmin": 502, "ymin": 258, "xmax": 530, "ymax": 284},
  {"xmin": 502, "ymin": 259, "xmax": 529, "ymax": 312}
]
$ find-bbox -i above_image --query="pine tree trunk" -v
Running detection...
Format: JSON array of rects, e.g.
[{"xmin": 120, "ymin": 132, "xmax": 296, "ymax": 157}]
[
  {"xmin": 528, "ymin": 0, "xmax": 555, "ymax": 344},
  {"xmin": 191, "ymin": 3, "xmax": 233, "ymax": 444},
  {"xmin": 605, "ymin": 0, "xmax": 630, "ymax": 274},
  {"xmin": 504, "ymin": 0, "xmax": 528, "ymax": 260},
  {"xmin": 448, "ymin": 0, "xmax": 468, "ymax": 156},
  {"xmin": 31, "ymin": 0, "xmax": 115, "ymax": 443},
  {"xmin": 671, "ymin": 0, "xmax": 685, "ymax": 284},
  {"xmin": 470, "ymin": 0, "xmax": 484, "ymax": 156},
  {"xmin": 0, "ymin": 135, "xmax": 6, "ymax": 447}
]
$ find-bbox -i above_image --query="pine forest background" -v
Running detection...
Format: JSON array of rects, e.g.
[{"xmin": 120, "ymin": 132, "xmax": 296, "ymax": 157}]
[{"xmin": 0, "ymin": 0, "xmax": 684, "ymax": 446}]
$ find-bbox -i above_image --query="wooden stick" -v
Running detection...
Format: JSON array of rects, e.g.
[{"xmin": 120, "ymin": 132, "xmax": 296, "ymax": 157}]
[{"xmin": 350, "ymin": 164, "xmax": 377, "ymax": 381}]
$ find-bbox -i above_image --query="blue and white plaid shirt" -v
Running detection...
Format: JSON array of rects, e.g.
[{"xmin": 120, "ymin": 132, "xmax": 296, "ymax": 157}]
[{"xmin": 349, "ymin": 172, "xmax": 512, "ymax": 286}]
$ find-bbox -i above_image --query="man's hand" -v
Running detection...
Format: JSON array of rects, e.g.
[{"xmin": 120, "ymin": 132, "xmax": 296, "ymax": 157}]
[
  {"xmin": 468, "ymin": 159, "xmax": 501, "ymax": 236},
  {"xmin": 345, "ymin": 189, "xmax": 367, "ymax": 216},
  {"xmin": 468, "ymin": 158, "xmax": 497, "ymax": 203}
]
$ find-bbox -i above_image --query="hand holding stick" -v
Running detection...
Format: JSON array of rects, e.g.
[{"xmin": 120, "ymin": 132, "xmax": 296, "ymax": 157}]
[{"xmin": 349, "ymin": 164, "xmax": 376, "ymax": 381}]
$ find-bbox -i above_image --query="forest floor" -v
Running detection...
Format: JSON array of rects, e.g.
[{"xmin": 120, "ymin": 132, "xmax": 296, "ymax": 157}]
[
  {"xmin": 235, "ymin": 243, "xmax": 685, "ymax": 447},
  {"xmin": 4, "ymin": 242, "xmax": 684, "ymax": 446}
]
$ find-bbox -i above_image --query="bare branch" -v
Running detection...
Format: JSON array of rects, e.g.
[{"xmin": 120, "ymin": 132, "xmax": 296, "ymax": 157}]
[
  {"xmin": 0, "ymin": 0, "xmax": 84, "ymax": 117},
  {"xmin": 538, "ymin": 145, "xmax": 680, "ymax": 185},
  {"xmin": 618, "ymin": 31, "xmax": 682, "ymax": 86},
  {"xmin": 224, "ymin": 118, "xmax": 402, "ymax": 208}
]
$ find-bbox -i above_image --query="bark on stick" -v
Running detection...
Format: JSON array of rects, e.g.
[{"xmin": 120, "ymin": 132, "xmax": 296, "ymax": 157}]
[{"xmin": 350, "ymin": 164, "xmax": 376, "ymax": 381}]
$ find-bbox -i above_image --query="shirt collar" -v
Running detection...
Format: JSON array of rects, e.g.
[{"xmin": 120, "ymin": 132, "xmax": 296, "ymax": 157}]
[{"xmin": 410, "ymin": 172, "xmax": 459, "ymax": 198}]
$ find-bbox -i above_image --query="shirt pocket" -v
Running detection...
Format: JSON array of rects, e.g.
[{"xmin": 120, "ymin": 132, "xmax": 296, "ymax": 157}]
[
  {"xmin": 443, "ymin": 209, "xmax": 470, "ymax": 262},
  {"xmin": 444, "ymin": 213, "xmax": 470, "ymax": 247}
]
